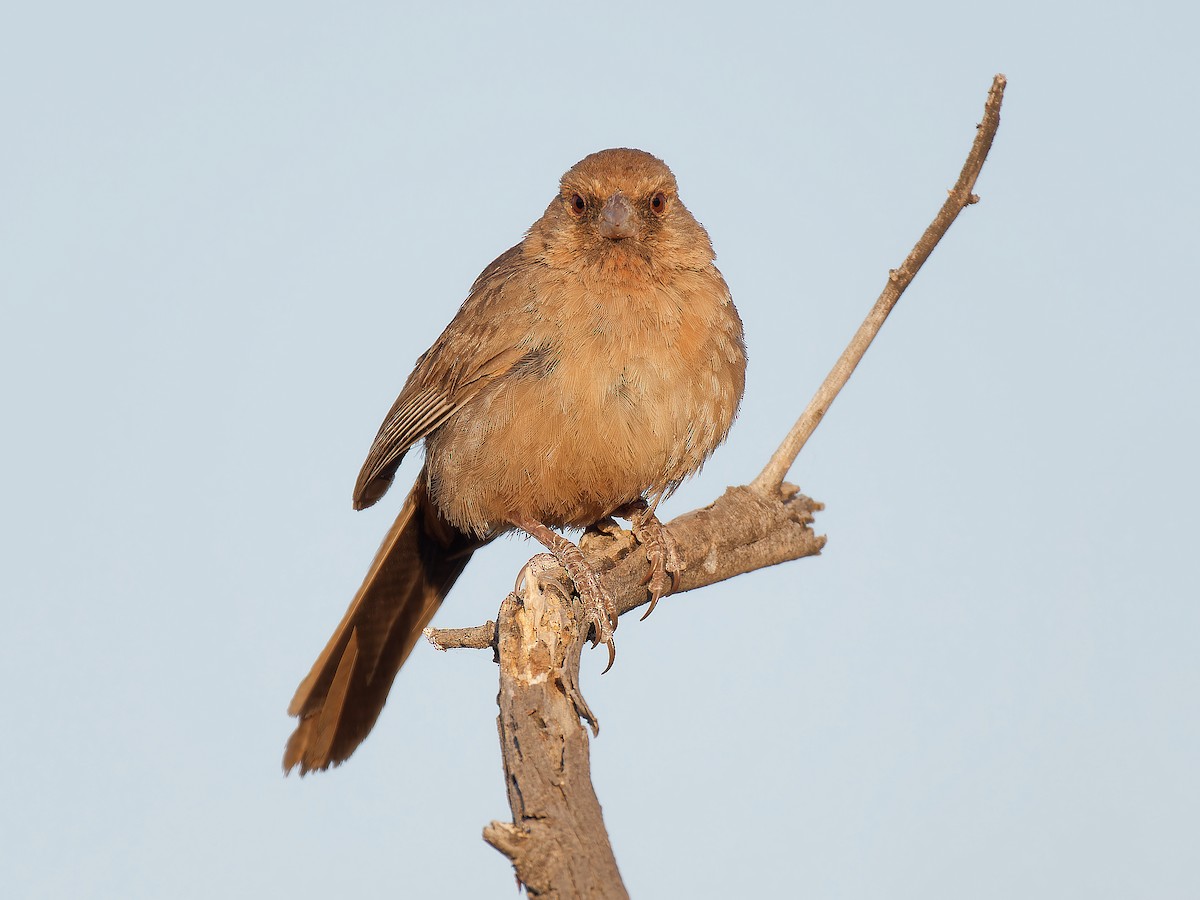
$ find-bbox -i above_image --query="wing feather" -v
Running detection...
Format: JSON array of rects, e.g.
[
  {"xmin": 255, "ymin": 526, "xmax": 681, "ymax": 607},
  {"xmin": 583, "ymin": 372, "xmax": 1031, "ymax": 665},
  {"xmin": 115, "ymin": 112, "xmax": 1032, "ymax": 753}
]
[{"xmin": 352, "ymin": 244, "xmax": 534, "ymax": 509}]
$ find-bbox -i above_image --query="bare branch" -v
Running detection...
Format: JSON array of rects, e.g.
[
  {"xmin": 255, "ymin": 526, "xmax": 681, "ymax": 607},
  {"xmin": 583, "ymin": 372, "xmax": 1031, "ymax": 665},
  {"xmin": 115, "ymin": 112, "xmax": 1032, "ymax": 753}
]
[
  {"xmin": 486, "ymin": 566, "xmax": 627, "ymax": 897},
  {"xmin": 752, "ymin": 73, "xmax": 1007, "ymax": 493},
  {"xmin": 587, "ymin": 484, "xmax": 824, "ymax": 620},
  {"xmin": 427, "ymin": 484, "xmax": 825, "ymax": 653}
]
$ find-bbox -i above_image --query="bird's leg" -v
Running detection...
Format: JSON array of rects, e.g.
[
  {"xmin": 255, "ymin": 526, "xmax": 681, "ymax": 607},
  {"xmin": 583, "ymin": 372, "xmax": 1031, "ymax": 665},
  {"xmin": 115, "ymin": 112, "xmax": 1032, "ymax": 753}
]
[
  {"xmin": 514, "ymin": 519, "xmax": 618, "ymax": 673},
  {"xmin": 614, "ymin": 497, "xmax": 683, "ymax": 620}
]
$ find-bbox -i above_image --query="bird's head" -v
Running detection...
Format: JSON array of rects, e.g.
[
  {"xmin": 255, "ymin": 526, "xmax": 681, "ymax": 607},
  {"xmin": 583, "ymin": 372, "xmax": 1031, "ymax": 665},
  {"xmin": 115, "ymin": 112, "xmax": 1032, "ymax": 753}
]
[{"xmin": 528, "ymin": 148, "xmax": 715, "ymax": 276}]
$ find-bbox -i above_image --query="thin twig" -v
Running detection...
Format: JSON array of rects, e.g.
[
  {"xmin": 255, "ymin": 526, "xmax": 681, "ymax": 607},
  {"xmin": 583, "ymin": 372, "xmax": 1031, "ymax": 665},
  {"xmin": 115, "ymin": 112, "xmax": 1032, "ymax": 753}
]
[
  {"xmin": 424, "ymin": 622, "xmax": 497, "ymax": 651},
  {"xmin": 752, "ymin": 73, "xmax": 1007, "ymax": 494}
]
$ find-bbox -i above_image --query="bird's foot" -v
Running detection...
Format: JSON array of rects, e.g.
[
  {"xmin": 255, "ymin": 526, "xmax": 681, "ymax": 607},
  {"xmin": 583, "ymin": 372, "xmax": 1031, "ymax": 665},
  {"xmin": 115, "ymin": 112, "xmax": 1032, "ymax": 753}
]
[
  {"xmin": 618, "ymin": 500, "xmax": 683, "ymax": 620},
  {"xmin": 516, "ymin": 519, "xmax": 618, "ymax": 673}
]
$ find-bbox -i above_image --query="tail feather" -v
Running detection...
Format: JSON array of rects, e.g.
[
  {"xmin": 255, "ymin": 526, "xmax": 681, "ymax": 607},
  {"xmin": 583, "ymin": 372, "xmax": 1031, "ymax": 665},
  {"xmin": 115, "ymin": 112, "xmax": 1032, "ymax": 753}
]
[{"xmin": 284, "ymin": 473, "xmax": 476, "ymax": 774}]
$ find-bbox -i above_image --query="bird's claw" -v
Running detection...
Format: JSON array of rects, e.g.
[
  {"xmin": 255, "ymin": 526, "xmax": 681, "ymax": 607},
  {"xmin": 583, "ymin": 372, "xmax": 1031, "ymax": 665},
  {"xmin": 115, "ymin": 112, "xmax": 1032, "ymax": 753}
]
[
  {"xmin": 575, "ymin": 566, "xmax": 619, "ymax": 674},
  {"xmin": 516, "ymin": 519, "xmax": 620, "ymax": 673},
  {"xmin": 631, "ymin": 511, "xmax": 683, "ymax": 620}
]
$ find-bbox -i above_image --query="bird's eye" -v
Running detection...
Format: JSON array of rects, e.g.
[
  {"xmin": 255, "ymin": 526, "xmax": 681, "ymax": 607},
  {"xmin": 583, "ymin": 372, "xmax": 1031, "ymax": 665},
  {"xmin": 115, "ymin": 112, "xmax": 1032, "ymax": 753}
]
[
  {"xmin": 649, "ymin": 191, "xmax": 669, "ymax": 215},
  {"xmin": 567, "ymin": 193, "xmax": 587, "ymax": 217}
]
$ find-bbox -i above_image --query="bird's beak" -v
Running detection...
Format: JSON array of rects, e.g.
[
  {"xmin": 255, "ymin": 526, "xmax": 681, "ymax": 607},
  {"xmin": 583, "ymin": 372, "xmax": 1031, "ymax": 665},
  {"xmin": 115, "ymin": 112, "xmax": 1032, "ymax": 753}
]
[{"xmin": 598, "ymin": 192, "xmax": 638, "ymax": 240}]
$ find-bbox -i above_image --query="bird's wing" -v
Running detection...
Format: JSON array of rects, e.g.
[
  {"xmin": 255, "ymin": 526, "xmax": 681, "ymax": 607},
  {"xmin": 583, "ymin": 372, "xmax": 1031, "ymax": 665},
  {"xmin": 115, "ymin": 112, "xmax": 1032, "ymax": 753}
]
[{"xmin": 352, "ymin": 244, "xmax": 535, "ymax": 509}]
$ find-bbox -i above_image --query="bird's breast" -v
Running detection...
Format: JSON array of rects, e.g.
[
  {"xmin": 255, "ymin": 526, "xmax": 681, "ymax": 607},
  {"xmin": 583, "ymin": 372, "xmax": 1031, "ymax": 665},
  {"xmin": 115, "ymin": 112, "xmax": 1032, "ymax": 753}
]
[{"xmin": 423, "ymin": 267, "xmax": 745, "ymax": 536}]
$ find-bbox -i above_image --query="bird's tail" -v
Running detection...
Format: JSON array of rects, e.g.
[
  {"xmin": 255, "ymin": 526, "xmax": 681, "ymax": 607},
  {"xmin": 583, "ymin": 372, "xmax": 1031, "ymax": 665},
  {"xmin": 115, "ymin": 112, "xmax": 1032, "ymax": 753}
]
[{"xmin": 284, "ymin": 472, "xmax": 476, "ymax": 774}]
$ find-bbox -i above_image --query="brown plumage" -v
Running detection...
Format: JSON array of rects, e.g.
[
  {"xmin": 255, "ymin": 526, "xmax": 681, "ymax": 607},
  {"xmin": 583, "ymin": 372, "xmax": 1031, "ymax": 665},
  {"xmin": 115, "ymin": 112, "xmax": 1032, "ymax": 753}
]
[{"xmin": 285, "ymin": 148, "xmax": 746, "ymax": 774}]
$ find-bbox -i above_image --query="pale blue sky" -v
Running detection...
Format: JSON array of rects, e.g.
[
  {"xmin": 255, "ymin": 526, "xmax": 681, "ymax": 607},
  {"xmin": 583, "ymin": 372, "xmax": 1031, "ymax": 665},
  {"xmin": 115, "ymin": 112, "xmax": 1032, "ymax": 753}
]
[{"xmin": 3, "ymin": 2, "xmax": 1198, "ymax": 897}]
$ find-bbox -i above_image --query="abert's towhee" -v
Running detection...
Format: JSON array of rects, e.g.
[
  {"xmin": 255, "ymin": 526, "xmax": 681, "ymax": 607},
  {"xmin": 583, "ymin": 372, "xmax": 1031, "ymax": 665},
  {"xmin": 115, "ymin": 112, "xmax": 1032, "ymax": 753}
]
[{"xmin": 284, "ymin": 148, "xmax": 746, "ymax": 774}]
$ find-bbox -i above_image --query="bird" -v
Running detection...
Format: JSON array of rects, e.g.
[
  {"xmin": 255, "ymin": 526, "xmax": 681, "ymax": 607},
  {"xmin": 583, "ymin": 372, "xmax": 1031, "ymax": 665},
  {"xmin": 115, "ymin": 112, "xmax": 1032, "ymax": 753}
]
[{"xmin": 284, "ymin": 148, "xmax": 746, "ymax": 774}]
